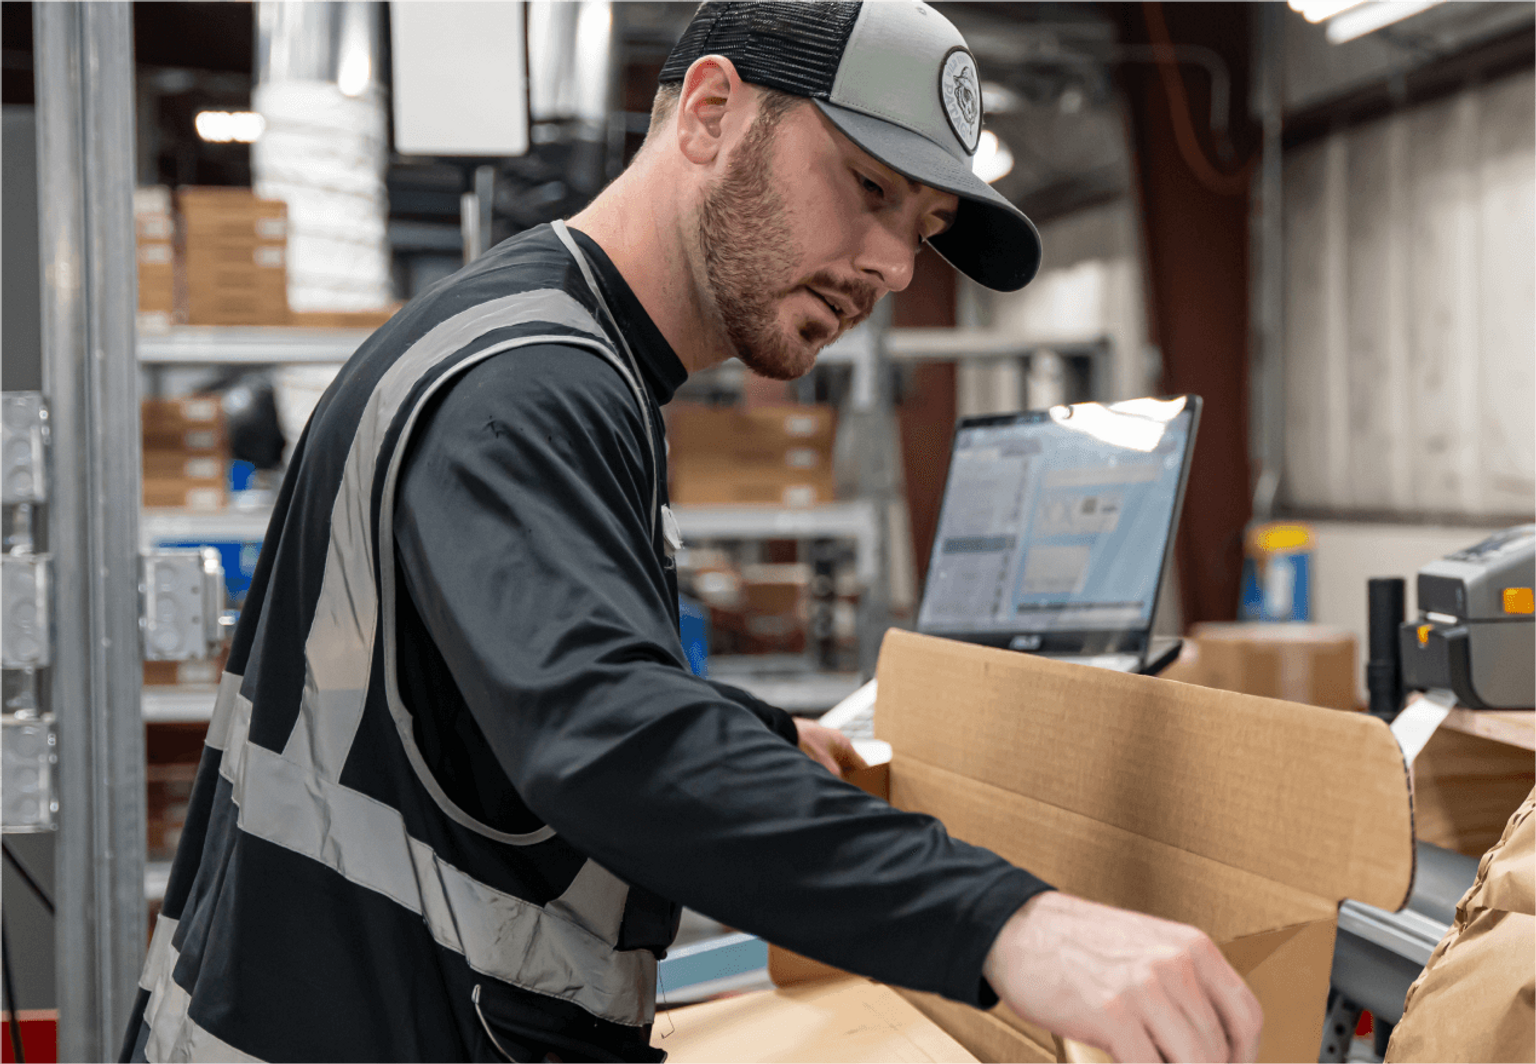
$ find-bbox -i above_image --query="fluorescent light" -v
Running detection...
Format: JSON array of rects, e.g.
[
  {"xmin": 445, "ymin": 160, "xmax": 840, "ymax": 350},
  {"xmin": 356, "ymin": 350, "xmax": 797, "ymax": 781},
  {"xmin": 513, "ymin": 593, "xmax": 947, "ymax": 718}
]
[
  {"xmin": 972, "ymin": 129, "xmax": 1014, "ymax": 185},
  {"xmin": 195, "ymin": 111, "xmax": 266, "ymax": 144},
  {"xmin": 1325, "ymin": 0, "xmax": 1445, "ymax": 43},
  {"xmin": 1288, "ymin": 0, "xmax": 1368, "ymax": 23}
]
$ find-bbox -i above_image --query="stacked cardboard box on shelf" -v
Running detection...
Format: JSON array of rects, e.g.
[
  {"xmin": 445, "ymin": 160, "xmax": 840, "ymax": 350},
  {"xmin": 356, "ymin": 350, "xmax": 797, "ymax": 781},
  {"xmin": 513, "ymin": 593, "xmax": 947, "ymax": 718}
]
[
  {"xmin": 667, "ymin": 404, "xmax": 837, "ymax": 507},
  {"xmin": 142, "ymin": 397, "xmax": 226, "ymax": 511},
  {"xmin": 135, "ymin": 186, "xmax": 177, "ymax": 331},
  {"xmin": 178, "ymin": 187, "xmax": 289, "ymax": 326},
  {"xmin": 287, "ymin": 307, "xmax": 400, "ymax": 330}
]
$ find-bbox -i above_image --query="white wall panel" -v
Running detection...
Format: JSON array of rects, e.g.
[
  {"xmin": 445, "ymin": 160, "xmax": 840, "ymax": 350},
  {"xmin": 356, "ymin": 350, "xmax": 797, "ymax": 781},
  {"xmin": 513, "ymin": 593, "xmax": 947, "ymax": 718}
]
[
  {"xmin": 1477, "ymin": 72, "xmax": 1536, "ymax": 514},
  {"xmin": 1282, "ymin": 69, "xmax": 1535, "ymax": 519}
]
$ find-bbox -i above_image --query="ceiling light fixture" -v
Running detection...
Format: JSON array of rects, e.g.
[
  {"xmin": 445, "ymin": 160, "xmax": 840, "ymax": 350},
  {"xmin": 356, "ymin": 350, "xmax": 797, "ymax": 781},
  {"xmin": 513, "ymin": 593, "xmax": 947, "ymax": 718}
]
[
  {"xmin": 1288, "ymin": 0, "xmax": 1447, "ymax": 43},
  {"xmin": 1287, "ymin": 0, "xmax": 1368, "ymax": 23},
  {"xmin": 972, "ymin": 129, "xmax": 1014, "ymax": 185},
  {"xmin": 195, "ymin": 111, "xmax": 266, "ymax": 144},
  {"xmin": 1324, "ymin": 0, "xmax": 1445, "ymax": 43}
]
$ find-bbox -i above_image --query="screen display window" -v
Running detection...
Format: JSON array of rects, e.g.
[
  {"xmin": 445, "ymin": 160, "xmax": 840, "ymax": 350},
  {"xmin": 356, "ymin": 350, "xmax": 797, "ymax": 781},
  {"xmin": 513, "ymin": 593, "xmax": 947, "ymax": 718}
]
[{"xmin": 918, "ymin": 397, "xmax": 1196, "ymax": 637}]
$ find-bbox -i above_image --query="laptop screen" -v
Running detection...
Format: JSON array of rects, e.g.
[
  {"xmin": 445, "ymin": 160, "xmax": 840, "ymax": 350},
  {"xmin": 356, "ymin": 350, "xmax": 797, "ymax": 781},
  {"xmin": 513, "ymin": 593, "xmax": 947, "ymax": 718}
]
[{"xmin": 917, "ymin": 396, "xmax": 1200, "ymax": 650}]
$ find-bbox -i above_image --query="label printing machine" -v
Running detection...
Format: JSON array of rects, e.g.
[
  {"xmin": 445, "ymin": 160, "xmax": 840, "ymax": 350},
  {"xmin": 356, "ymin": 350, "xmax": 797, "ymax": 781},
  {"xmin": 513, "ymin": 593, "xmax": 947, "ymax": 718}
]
[{"xmin": 1321, "ymin": 524, "xmax": 1535, "ymax": 1061}]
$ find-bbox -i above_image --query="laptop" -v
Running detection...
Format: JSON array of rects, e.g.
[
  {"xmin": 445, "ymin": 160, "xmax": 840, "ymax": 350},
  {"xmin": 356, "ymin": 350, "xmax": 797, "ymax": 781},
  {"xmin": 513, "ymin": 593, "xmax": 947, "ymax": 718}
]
[
  {"xmin": 821, "ymin": 395, "xmax": 1200, "ymax": 740},
  {"xmin": 915, "ymin": 395, "xmax": 1201, "ymax": 675}
]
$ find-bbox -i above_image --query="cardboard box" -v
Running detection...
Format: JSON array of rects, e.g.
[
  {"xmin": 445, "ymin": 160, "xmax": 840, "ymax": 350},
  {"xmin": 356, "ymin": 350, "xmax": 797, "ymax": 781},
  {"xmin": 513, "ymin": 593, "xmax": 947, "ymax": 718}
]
[
  {"xmin": 287, "ymin": 307, "xmax": 400, "ymax": 330},
  {"xmin": 1410, "ymin": 725, "xmax": 1534, "ymax": 857},
  {"xmin": 670, "ymin": 462, "xmax": 837, "ymax": 507},
  {"xmin": 668, "ymin": 404, "xmax": 836, "ymax": 465},
  {"xmin": 1159, "ymin": 622, "xmax": 1359, "ymax": 710},
  {"xmin": 656, "ymin": 976, "xmax": 977, "ymax": 1063},
  {"xmin": 667, "ymin": 404, "xmax": 838, "ymax": 507},
  {"xmin": 142, "ymin": 396, "xmax": 224, "ymax": 439},
  {"xmin": 178, "ymin": 187, "xmax": 290, "ymax": 325},
  {"xmin": 760, "ymin": 629, "xmax": 1413, "ymax": 1064},
  {"xmin": 137, "ymin": 188, "xmax": 179, "ymax": 325},
  {"xmin": 143, "ymin": 477, "xmax": 225, "ymax": 511}
]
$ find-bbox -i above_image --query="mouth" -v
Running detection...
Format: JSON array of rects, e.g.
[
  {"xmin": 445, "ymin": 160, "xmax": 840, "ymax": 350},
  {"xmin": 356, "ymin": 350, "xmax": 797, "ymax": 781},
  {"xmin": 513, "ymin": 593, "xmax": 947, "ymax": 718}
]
[{"xmin": 806, "ymin": 287, "xmax": 851, "ymax": 324}]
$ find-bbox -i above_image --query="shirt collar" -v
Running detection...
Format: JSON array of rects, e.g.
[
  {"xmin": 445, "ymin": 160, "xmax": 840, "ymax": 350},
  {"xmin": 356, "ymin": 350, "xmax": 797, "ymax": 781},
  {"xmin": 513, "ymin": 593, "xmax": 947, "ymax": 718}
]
[{"xmin": 565, "ymin": 226, "xmax": 688, "ymax": 406}]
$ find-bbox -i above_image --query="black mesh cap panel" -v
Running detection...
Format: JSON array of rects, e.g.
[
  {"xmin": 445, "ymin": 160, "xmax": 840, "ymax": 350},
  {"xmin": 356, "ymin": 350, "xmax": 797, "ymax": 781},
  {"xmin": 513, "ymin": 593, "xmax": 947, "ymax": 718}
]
[{"xmin": 658, "ymin": 2, "xmax": 863, "ymax": 99}]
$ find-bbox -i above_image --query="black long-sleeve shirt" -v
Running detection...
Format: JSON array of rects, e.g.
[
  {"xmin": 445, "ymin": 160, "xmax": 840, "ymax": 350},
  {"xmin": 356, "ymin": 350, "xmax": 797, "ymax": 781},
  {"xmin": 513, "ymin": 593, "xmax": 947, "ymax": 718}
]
[{"xmin": 392, "ymin": 228, "xmax": 1052, "ymax": 1008}]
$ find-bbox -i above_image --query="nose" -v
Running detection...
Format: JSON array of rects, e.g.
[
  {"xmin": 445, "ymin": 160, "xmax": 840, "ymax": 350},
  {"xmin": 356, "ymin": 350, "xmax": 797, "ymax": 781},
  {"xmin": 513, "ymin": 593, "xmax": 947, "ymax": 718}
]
[{"xmin": 851, "ymin": 215, "xmax": 918, "ymax": 294}]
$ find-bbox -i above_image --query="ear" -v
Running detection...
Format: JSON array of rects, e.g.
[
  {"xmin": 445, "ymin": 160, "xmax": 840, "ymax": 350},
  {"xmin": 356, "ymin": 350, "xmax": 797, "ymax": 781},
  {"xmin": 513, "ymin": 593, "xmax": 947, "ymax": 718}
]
[{"xmin": 675, "ymin": 55, "xmax": 746, "ymax": 165}]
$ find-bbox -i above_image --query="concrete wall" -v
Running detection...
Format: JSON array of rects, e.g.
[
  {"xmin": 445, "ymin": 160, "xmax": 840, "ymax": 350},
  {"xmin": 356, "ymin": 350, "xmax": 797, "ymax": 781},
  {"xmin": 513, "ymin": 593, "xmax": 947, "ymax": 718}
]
[{"xmin": 1282, "ymin": 68, "xmax": 1535, "ymax": 520}]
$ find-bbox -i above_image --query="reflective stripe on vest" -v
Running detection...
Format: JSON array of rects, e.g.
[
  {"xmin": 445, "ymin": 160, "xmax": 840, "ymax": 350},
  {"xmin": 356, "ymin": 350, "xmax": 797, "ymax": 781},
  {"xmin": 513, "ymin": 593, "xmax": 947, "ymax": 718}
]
[
  {"xmin": 135, "ymin": 279, "xmax": 666, "ymax": 1055},
  {"xmin": 154, "ymin": 672, "xmax": 659, "ymax": 1038}
]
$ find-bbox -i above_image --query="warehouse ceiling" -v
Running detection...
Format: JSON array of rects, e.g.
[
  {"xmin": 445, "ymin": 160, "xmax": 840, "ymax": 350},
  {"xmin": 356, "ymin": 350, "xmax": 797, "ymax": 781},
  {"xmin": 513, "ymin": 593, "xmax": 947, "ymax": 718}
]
[{"xmin": 618, "ymin": 2, "xmax": 1135, "ymax": 223}]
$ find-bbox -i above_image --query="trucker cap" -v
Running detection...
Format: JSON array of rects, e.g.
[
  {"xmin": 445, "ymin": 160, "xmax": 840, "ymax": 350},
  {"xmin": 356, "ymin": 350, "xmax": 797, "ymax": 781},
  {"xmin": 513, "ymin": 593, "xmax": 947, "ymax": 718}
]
[{"xmin": 659, "ymin": 1, "xmax": 1042, "ymax": 292}]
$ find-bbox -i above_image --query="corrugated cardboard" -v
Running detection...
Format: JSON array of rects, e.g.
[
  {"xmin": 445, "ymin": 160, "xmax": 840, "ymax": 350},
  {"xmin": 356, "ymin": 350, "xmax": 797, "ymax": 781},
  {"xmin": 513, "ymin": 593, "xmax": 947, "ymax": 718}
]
[
  {"xmin": 143, "ymin": 478, "xmax": 225, "ymax": 511},
  {"xmin": 1159, "ymin": 622, "xmax": 1358, "ymax": 710},
  {"xmin": 862, "ymin": 629, "xmax": 1413, "ymax": 1064},
  {"xmin": 1410, "ymin": 725, "xmax": 1535, "ymax": 856},
  {"xmin": 178, "ymin": 187, "xmax": 290, "ymax": 325},
  {"xmin": 1386, "ymin": 788, "xmax": 1534, "ymax": 1063},
  {"xmin": 667, "ymin": 404, "xmax": 838, "ymax": 507},
  {"xmin": 655, "ymin": 977, "xmax": 977, "ymax": 1063},
  {"xmin": 286, "ymin": 307, "xmax": 400, "ymax": 330},
  {"xmin": 142, "ymin": 396, "xmax": 220, "ymax": 427},
  {"xmin": 668, "ymin": 404, "xmax": 836, "ymax": 460},
  {"xmin": 670, "ymin": 462, "xmax": 837, "ymax": 507}
]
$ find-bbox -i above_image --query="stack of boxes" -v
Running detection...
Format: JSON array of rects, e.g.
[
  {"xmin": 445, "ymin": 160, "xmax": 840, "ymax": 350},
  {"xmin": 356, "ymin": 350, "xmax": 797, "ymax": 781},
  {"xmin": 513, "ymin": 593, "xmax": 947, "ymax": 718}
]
[
  {"xmin": 178, "ymin": 187, "xmax": 290, "ymax": 326},
  {"xmin": 666, "ymin": 404, "xmax": 837, "ymax": 507},
  {"xmin": 135, "ymin": 187, "xmax": 177, "ymax": 331},
  {"xmin": 142, "ymin": 397, "xmax": 227, "ymax": 511}
]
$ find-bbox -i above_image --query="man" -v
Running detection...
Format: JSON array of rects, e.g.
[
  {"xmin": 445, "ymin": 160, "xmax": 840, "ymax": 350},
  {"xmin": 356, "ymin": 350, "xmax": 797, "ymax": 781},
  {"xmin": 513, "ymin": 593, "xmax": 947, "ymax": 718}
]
[{"xmin": 124, "ymin": 4, "xmax": 1262, "ymax": 1062}]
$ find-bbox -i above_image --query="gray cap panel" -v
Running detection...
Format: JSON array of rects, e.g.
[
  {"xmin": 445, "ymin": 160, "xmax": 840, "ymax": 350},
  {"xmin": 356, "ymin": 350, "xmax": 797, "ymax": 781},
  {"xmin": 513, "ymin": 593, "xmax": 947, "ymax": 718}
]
[{"xmin": 828, "ymin": 1, "xmax": 972, "ymax": 166}]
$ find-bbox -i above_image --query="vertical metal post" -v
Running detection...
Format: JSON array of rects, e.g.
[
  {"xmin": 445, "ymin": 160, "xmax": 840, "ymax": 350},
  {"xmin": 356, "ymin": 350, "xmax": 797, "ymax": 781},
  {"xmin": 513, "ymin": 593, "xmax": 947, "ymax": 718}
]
[
  {"xmin": 841, "ymin": 301, "xmax": 897, "ymax": 678},
  {"xmin": 35, "ymin": 4, "xmax": 146, "ymax": 1060}
]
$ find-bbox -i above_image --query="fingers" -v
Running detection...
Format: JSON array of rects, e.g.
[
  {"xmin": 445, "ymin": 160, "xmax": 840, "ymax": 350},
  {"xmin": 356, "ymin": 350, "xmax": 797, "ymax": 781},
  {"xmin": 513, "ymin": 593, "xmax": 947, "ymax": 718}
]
[
  {"xmin": 1103, "ymin": 1021, "xmax": 1162, "ymax": 1064},
  {"xmin": 1140, "ymin": 976, "xmax": 1226, "ymax": 1063},
  {"xmin": 1192, "ymin": 943, "xmax": 1264, "ymax": 1062},
  {"xmin": 832, "ymin": 734, "xmax": 869, "ymax": 771},
  {"xmin": 800, "ymin": 742, "xmax": 842, "ymax": 775}
]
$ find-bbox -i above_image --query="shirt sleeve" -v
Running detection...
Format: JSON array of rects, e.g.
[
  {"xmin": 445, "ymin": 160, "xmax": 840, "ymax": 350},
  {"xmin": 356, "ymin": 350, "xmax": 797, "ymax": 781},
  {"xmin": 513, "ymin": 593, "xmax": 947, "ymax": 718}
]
[
  {"xmin": 393, "ymin": 346, "xmax": 1053, "ymax": 1007},
  {"xmin": 703, "ymin": 678, "xmax": 801, "ymax": 747}
]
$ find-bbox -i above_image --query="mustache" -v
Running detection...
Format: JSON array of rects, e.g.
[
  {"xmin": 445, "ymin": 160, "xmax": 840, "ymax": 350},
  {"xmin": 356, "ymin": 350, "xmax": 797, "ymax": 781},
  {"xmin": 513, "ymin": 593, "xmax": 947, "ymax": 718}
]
[{"xmin": 805, "ymin": 272, "xmax": 879, "ymax": 327}]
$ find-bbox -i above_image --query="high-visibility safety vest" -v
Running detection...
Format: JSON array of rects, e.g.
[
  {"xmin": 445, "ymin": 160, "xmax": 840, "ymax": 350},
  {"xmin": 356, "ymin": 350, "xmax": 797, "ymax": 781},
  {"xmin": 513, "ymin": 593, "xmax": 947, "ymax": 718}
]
[{"xmin": 123, "ymin": 222, "xmax": 671, "ymax": 1063}]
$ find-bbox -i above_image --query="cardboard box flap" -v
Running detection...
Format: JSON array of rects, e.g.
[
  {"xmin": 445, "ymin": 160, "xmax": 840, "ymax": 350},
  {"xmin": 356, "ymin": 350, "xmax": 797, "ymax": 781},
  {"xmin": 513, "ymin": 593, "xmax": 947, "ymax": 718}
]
[
  {"xmin": 890, "ymin": 756, "xmax": 1334, "ymax": 943},
  {"xmin": 876, "ymin": 630, "xmax": 1414, "ymax": 912}
]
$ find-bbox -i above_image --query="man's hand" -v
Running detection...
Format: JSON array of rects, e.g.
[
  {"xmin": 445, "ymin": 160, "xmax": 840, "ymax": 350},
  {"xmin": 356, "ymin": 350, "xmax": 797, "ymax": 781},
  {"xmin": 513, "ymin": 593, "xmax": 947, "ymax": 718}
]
[
  {"xmin": 793, "ymin": 718, "xmax": 870, "ymax": 777},
  {"xmin": 982, "ymin": 891, "xmax": 1263, "ymax": 1064}
]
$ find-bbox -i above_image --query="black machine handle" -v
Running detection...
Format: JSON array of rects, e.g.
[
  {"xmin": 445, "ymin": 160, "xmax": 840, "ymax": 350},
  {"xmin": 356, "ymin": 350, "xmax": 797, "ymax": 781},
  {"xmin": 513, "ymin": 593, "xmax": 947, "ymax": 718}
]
[{"xmin": 1366, "ymin": 578, "xmax": 1406, "ymax": 723}]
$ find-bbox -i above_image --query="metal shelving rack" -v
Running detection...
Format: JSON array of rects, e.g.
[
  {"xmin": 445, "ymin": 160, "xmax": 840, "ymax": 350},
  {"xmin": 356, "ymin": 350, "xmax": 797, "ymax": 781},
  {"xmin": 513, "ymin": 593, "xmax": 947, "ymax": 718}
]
[
  {"xmin": 138, "ymin": 325, "xmax": 370, "ymax": 365},
  {"xmin": 137, "ymin": 327, "xmax": 897, "ymax": 721}
]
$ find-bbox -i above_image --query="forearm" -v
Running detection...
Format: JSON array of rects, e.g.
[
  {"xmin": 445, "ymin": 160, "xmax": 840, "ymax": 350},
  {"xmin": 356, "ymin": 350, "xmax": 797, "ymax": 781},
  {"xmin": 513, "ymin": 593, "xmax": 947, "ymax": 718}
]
[{"xmin": 510, "ymin": 661, "xmax": 1051, "ymax": 1005}]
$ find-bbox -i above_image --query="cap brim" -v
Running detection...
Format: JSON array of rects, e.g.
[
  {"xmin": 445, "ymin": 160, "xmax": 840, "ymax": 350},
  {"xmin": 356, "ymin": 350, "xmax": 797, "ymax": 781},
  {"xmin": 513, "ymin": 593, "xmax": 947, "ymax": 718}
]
[{"xmin": 813, "ymin": 99, "xmax": 1042, "ymax": 293}]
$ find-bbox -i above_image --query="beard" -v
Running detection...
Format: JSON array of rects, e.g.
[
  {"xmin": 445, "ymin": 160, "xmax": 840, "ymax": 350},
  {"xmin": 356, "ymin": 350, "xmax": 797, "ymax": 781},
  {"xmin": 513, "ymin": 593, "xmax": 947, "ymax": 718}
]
[{"xmin": 694, "ymin": 113, "xmax": 877, "ymax": 381}]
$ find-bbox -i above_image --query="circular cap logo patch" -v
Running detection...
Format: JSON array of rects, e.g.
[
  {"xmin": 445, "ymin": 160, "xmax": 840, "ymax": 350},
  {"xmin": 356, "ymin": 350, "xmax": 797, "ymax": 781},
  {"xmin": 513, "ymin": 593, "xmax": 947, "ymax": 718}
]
[{"xmin": 939, "ymin": 48, "xmax": 981, "ymax": 155}]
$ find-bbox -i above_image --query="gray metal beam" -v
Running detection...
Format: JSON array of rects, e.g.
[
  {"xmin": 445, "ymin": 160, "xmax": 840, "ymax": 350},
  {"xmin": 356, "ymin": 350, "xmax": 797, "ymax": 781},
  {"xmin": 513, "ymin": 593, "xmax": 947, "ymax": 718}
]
[{"xmin": 35, "ymin": 3, "xmax": 147, "ymax": 1059}]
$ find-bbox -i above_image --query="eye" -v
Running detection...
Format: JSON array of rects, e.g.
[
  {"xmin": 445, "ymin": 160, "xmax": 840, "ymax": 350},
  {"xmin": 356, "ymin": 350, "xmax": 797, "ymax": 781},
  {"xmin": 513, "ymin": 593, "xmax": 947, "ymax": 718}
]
[{"xmin": 856, "ymin": 172, "xmax": 886, "ymax": 200}]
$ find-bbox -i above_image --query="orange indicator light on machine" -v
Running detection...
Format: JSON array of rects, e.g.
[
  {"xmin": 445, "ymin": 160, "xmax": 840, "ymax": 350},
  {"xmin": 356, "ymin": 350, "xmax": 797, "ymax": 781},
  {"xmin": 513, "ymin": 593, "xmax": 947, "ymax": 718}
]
[
  {"xmin": 1503, "ymin": 587, "xmax": 1534, "ymax": 614},
  {"xmin": 1417, "ymin": 624, "xmax": 1432, "ymax": 646}
]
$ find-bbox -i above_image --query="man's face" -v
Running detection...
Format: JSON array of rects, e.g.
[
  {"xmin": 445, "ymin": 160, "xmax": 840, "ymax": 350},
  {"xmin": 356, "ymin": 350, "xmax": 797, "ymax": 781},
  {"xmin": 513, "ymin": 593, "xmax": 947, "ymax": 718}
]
[{"xmin": 694, "ymin": 98, "xmax": 959, "ymax": 381}]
